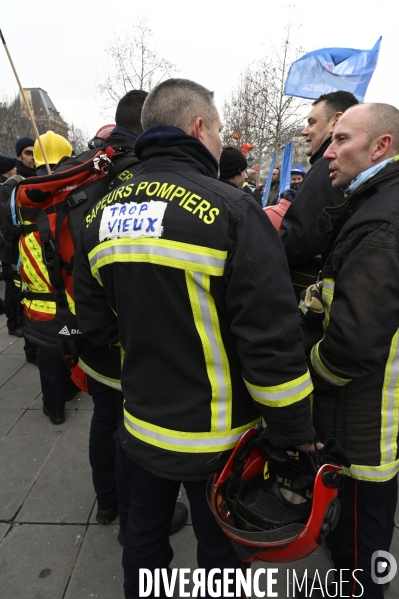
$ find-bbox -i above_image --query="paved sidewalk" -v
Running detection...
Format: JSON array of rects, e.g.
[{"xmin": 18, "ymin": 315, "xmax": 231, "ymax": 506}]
[{"xmin": 0, "ymin": 279, "xmax": 398, "ymax": 598}]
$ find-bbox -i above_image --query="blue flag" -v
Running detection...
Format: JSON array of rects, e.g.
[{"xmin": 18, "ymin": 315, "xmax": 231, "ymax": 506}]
[
  {"xmin": 279, "ymin": 143, "xmax": 293, "ymax": 197},
  {"xmin": 262, "ymin": 152, "xmax": 276, "ymax": 207},
  {"xmin": 284, "ymin": 37, "xmax": 381, "ymax": 102}
]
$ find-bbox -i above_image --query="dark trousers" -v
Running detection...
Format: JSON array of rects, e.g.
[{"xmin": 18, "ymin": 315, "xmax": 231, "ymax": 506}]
[
  {"xmin": 87, "ymin": 377, "xmax": 124, "ymax": 509},
  {"xmin": 3, "ymin": 261, "xmax": 21, "ymax": 331},
  {"xmin": 326, "ymin": 473, "xmax": 398, "ymax": 599},
  {"xmin": 117, "ymin": 442, "xmax": 242, "ymax": 599},
  {"xmin": 3, "ymin": 262, "xmax": 36, "ymax": 360},
  {"xmin": 37, "ymin": 347, "xmax": 72, "ymax": 413}
]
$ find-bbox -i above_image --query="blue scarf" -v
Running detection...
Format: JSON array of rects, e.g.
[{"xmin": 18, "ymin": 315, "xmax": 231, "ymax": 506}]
[{"xmin": 345, "ymin": 155, "xmax": 399, "ymax": 194}]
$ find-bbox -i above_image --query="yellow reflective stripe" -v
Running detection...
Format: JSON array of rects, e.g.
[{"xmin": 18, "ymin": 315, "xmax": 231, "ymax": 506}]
[
  {"xmin": 20, "ymin": 233, "xmax": 51, "ymax": 291},
  {"xmin": 311, "ymin": 342, "xmax": 352, "ymax": 386},
  {"xmin": 381, "ymin": 330, "xmax": 399, "ymax": 464},
  {"xmin": 342, "ymin": 459, "xmax": 399, "ymax": 482},
  {"xmin": 89, "ymin": 238, "xmax": 226, "ymax": 282},
  {"xmin": 186, "ymin": 272, "xmax": 232, "ymax": 431},
  {"xmin": 79, "ymin": 359, "xmax": 121, "ymax": 391},
  {"xmin": 244, "ymin": 371, "xmax": 313, "ymax": 407},
  {"xmin": 322, "ymin": 278, "xmax": 334, "ymax": 330},
  {"xmin": 23, "ymin": 294, "xmax": 75, "ymax": 315},
  {"xmin": 20, "ymin": 233, "xmax": 75, "ymax": 314},
  {"xmin": 23, "ymin": 300, "xmax": 56, "ymax": 314},
  {"xmin": 123, "ymin": 408, "xmax": 261, "ymax": 453}
]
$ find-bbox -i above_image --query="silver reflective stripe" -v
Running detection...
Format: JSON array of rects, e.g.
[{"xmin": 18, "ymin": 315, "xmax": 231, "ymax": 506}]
[
  {"xmin": 79, "ymin": 359, "xmax": 121, "ymax": 390},
  {"xmin": 344, "ymin": 461, "xmax": 399, "ymax": 482},
  {"xmin": 124, "ymin": 412, "xmax": 260, "ymax": 451},
  {"xmin": 323, "ymin": 280, "xmax": 334, "ymax": 292},
  {"xmin": 322, "ymin": 278, "xmax": 334, "ymax": 329},
  {"xmin": 311, "ymin": 343, "xmax": 351, "ymax": 386},
  {"xmin": 382, "ymin": 331, "xmax": 399, "ymax": 464},
  {"xmin": 245, "ymin": 373, "xmax": 312, "ymax": 404},
  {"xmin": 192, "ymin": 272, "xmax": 230, "ymax": 431},
  {"xmin": 89, "ymin": 240, "xmax": 226, "ymax": 274}
]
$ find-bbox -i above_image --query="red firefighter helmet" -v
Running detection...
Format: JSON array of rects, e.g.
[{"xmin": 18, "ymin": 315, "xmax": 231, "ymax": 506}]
[
  {"xmin": 207, "ymin": 428, "xmax": 345, "ymax": 563},
  {"xmin": 95, "ymin": 124, "xmax": 116, "ymax": 139},
  {"xmin": 263, "ymin": 198, "xmax": 291, "ymax": 231}
]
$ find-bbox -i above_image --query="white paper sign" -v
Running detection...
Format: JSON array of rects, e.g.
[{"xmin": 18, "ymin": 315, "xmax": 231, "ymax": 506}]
[{"xmin": 99, "ymin": 201, "xmax": 167, "ymax": 242}]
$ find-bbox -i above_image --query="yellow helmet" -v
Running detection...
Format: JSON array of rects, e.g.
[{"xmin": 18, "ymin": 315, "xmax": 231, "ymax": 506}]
[{"xmin": 33, "ymin": 131, "xmax": 73, "ymax": 168}]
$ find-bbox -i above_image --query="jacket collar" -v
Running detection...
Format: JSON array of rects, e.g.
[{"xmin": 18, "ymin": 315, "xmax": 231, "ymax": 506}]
[
  {"xmin": 347, "ymin": 160, "xmax": 399, "ymax": 204},
  {"xmin": 317, "ymin": 160, "xmax": 399, "ymax": 235},
  {"xmin": 15, "ymin": 160, "xmax": 36, "ymax": 178},
  {"xmin": 219, "ymin": 178, "xmax": 239, "ymax": 189},
  {"xmin": 106, "ymin": 126, "xmax": 138, "ymax": 152},
  {"xmin": 134, "ymin": 125, "xmax": 219, "ymax": 179},
  {"xmin": 310, "ymin": 137, "xmax": 331, "ymax": 165}
]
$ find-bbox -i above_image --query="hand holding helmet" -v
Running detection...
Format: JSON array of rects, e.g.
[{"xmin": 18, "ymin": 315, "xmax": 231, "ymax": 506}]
[{"xmin": 207, "ymin": 428, "xmax": 350, "ymax": 563}]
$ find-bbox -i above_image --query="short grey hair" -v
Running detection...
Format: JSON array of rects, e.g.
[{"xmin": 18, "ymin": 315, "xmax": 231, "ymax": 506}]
[
  {"xmin": 141, "ymin": 78, "xmax": 219, "ymax": 132},
  {"xmin": 247, "ymin": 170, "xmax": 257, "ymax": 182}
]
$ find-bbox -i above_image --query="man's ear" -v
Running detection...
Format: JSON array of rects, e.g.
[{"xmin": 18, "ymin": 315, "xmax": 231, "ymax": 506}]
[
  {"xmin": 328, "ymin": 111, "xmax": 343, "ymax": 135},
  {"xmin": 371, "ymin": 134, "xmax": 393, "ymax": 162},
  {"xmin": 187, "ymin": 117, "xmax": 203, "ymax": 141}
]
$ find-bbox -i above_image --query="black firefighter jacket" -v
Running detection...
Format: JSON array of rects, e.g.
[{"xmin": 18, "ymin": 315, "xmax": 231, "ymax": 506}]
[
  {"xmin": 279, "ymin": 138, "xmax": 345, "ymax": 298},
  {"xmin": 74, "ymin": 126, "xmax": 313, "ymax": 481},
  {"xmin": 77, "ymin": 129, "xmax": 141, "ymax": 387},
  {"xmin": 310, "ymin": 159, "xmax": 399, "ymax": 483}
]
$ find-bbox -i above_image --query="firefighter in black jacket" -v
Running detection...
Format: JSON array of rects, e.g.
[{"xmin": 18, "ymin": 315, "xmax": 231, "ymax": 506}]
[
  {"xmin": 279, "ymin": 91, "xmax": 358, "ymax": 300},
  {"xmin": 74, "ymin": 78, "xmax": 314, "ymax": 599},
  {"xmin": 310, "ymin": 102, "xmax": 399, "ymax": 599},
  {"xmin": 78, "ymin": 90, "xmax": 188, "ymax": 537}
]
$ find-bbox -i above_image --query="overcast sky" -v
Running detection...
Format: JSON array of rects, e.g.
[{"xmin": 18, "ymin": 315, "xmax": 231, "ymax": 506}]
[{"xmin": 1, "ymin": 0, "xmax": 397, "ymax": 139}]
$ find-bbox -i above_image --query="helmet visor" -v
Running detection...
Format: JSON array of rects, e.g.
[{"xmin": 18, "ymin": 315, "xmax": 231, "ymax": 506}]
[{"xmin": 207, "ymin": 478, "xmax": 306, "ymax": 545}]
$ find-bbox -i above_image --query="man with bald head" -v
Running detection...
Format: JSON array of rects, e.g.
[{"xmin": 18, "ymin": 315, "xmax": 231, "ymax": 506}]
[{"xmin": 307, "ymin": 103, "xmax": 399, "ymax": 599}]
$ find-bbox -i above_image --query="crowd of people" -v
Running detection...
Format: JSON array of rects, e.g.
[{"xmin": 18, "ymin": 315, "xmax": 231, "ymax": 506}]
[{"xmin": 0, "ymin": 81, "xmax": 398, "ymax": 599}]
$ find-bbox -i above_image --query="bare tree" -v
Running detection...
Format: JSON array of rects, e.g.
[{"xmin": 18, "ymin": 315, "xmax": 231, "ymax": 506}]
[
  {"xmin": 222, "ymin": 34, "xmax": 310, "ymax": 176},
  {"xmin": 0, "ymin": 94, "xmax": 34, "ymax": 155},
  {"xmin": 222, "ymin": 67, "xmax": 274, "ymax": 166},
  {"xmin": 68, "ymin": 123, "xmax": 89, "ymax": 155},
  {"xmin": 98, "ymin": 19, "xmax": 178, "ymax": 114},
  {"xmin": 0, "ymin": 93, "xmax": 90, "ymax": 159}
]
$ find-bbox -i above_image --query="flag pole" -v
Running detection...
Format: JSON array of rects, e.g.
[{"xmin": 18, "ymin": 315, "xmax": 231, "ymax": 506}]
[{"xmin": 0, "ymin": 29, "xmax": 51, "ymax": 174}]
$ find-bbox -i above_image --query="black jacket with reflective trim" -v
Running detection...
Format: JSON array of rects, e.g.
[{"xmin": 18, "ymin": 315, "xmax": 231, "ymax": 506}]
[
  {"xmin": 78, "ymin": 143, "xmax": 141, "ymax": 385},
  {"xmin": 279, "ymin": 138, "xmax": 345, "ymax": 299},
  {"xmin": 74, "ymin": 126, "xmax": 313, "ymax": 481},
  {"xmin": 310, "ymin": 161, "xmax": 399, "ymax": 481}
]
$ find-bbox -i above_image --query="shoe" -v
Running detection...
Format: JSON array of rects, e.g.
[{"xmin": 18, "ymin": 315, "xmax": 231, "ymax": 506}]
[
  {"xmin": 8, "ymin": 325, "xmax": 24, "ymax": 338},
  {"xmin": 117, "ymin": 528, "xmax": 124, "ymax": 546},
  {"xmin": 169, "ymin": 501, "xmax": 188, "ymax": 536},
  {"xmin": 42, "ymin": 405, "xmax": 65, "ymax": 425},
  {"xmin": 96, "ymin": 504, "xmax": 119, "ymax": 524},
  {"xmin": 26, "ymin": 355, "xmax": 38, "ymax": 366}
]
